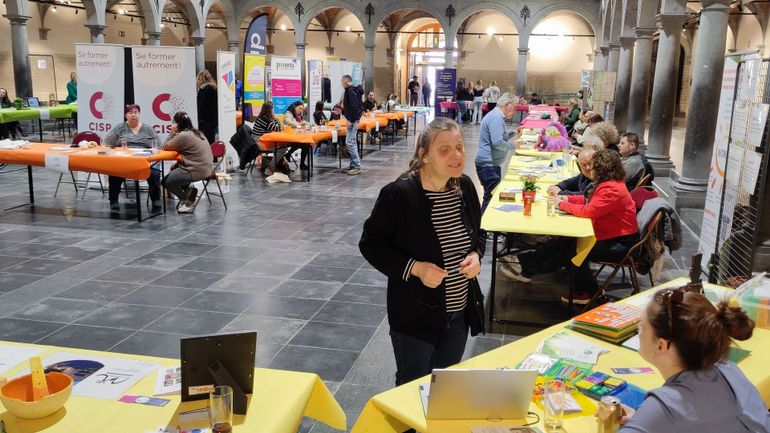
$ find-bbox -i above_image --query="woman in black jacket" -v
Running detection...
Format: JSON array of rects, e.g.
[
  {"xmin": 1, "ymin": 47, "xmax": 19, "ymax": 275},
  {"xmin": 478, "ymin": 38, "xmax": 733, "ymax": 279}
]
[
  {"xmin": 196, "ymin": 70, "xmax": 218, "ymax": 143},
  {"xmin": 360, "ymin": 117, "xmax": 486, "ymax": 386}
]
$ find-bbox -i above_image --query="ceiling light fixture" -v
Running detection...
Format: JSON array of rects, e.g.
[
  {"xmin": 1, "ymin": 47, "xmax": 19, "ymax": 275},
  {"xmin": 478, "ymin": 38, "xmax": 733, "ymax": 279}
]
[
  {"xmin": 52, "ymin": 6, "xmax": 57, "ymax": 12},
  {"xmin": 486, "ymin": 27, "xmax": 494, "ymax": 36},
  {"xmin": 345, "ymin": 26, "xmax": 350, "ymax": 32},
  {"xmin": 280, "ymin": 23, "xmax": 287, "ymax": 31}
]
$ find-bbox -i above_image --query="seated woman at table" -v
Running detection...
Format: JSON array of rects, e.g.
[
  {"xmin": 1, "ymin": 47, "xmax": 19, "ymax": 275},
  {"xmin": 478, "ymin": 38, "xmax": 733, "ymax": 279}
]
[
  {"xmin": 248, "ymin": 102, "xmax": 289, "ymax": 175},
  {"xmin": 282, "ymin": 101, "xmax": 312, "ymax": 170},
  {"xmin": 617, "ymin": 289, "xmax": 770, "ymax": 433},
  {"xmin": 0, "ymin": 87, "xmax": 24, "ymax": 140},
  {"xmin": 574, "ymin": 113, "xmax": 603, "ymax": 145},
  {"xmin": 509, "ymin": 151, "xmax": 638, "ymax": 304},
  {"xmin": 103, "ymin": 104, "xmax": 161, "ymax": 210},
  {"xmin": 563, "ymin": 98, "xmax": 581, "ymax": 134},
  {"xmin": 360, "ymin": 117, "xmax": 486, "ymax": 386},
  {"xmin": 162, "ymin": 111, "xmax": 214, "ymax": 214},
  {"xmin": 329, "ymin": 104, "xmax": 342, "ymax": 120},
  {"xmin": 585, "ymin": 121, "xmax": 619, "ymax": 152},
  {"xmin": 312, "ymin": 101, "xmax": 327, "ymax": 126}
]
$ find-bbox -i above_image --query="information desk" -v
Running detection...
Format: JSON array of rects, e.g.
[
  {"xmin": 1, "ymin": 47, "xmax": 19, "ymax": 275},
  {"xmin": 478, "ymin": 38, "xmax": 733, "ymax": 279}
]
[
  {"xmin": 350, "ymin": 278, "xmax": 770, "ymax": 433},
  {"xmin": 0, "ymin": 341, "xmax": 346, "ymax": 433},
  {"xmin": 0, "ymin": 106, "xmax": 75, "ymax": 142},
  {"xmin": 0, "ymin": 143, "xmax": 179, "ymax": 222}
]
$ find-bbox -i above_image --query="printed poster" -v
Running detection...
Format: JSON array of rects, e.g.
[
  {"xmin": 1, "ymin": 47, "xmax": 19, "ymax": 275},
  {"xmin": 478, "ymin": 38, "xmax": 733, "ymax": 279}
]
[
  {"xmin": 270, "ymin": 55, "xmax": 302, "ymax": 115},
  {"xmin": 434, "ymin": 68, "xmax": 457, "ymax": 107},
  {"xmin": 243, "ymin": 53, "xmax": 265, "ymax": 112},
  {"xmin": 307, "ymin": 60, "xmax": 323, "ymax": 107},
  {"xmin": 699, "ymin": 54, "xmax": 740, "ymax": 270},
  {"xmin": 75, "ymin": 43, "xmax": 125, "ymax": 137},
  {"xmin": 131, "ymin": 46, "xmax": 197, "ymax": 142},
  {"xmin": 217, "ymin": 51, "xmax": 238, "ymax": 171}
]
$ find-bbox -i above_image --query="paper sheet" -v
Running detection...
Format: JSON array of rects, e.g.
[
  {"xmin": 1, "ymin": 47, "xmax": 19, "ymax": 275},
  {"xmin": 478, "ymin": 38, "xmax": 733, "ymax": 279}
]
[
  {"xmin": 536, "ymin": 332, "xmax": 608, "ymax": 365},
  {"xmin": 726, "ymin": 146, "xmax": 745, "ymax": 186},
  {"xmin": 732, "ymin": 103, "xmax": 749, "ymax": 143},
  {"xmin": 741, "ymin": 150, "xmax": 763, "ymax": 194},
  {"xmin": 38, "ymin": 108, "xmax": 50, "ymax": 120},
  {"xmin": 747, "ymin": 104, "xmax": 769, "ymax": 146},
  {"xmin": 44, "ymin": 153, "xmax": 70, "ymax": 173},
  {"xmin": 17, "ymin": 352, "xmax": 159, "ymax": 400},
  {"xmin": 0, "ymin": 344, "xmax": 44, "ymax": 375},
  {"xmin": 331, "ymin": 130, "xmax": 338, "ymax": 143}
]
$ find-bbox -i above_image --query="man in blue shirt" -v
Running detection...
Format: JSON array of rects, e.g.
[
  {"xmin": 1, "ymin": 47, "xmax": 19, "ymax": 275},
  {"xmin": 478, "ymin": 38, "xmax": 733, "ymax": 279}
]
[{"xmin": 475, "ymin": 92, "xmax": 518, "ymax": 212}]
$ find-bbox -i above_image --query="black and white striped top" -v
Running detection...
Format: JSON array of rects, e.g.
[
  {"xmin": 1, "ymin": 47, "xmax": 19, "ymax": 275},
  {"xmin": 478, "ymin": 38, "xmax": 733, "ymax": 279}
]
[{"xmin": 425, "ymin": 189, "xmax": 472, "ymax": 312}]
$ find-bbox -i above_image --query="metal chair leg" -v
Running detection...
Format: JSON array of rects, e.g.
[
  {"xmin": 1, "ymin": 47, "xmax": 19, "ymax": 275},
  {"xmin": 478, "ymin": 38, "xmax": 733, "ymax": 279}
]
[{"xmin": 53, "ymin": 173, "xmax": 64, "ymax": 197}]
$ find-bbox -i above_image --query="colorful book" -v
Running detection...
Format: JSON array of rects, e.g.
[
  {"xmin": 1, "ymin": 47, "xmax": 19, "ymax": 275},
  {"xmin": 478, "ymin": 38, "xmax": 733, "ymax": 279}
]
[{"xmin": 571, "ymin": 303, "xmax": 642, "ymax": 343}]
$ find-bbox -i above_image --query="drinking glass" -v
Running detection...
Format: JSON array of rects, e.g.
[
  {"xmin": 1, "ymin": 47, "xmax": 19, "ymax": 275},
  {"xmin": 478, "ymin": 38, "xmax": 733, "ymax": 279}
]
[
  {"xmin": 209, "ymin": 386, "xmax": 233, "ymax": 433},
  {"xmin": 119, "ymin": 138, "xmax": 128, "ymax": 150},
  {"xmin": 543, "ymin": 379, "xmax": 566, "ymax": 430},
  {"xmin": 547, "ymin": 199, "xmax": 556, "ymax": 217}
]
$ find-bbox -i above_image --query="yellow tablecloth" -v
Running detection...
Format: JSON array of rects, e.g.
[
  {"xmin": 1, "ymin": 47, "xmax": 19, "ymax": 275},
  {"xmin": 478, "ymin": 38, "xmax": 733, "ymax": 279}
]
[
  {"xmin": 351, "ymin": 278, "xmax": 770, "ymax": 433},
  {"xmin": 0, "ymin": 342, "xmax": 346, "ymax": 433},
  {"xmin": 514, "ymin": 147, "xmax": 562, "ymax": 158},
  {"xmin": 481, "ymin": 185, "xmax": 595, "ymax": 265}
]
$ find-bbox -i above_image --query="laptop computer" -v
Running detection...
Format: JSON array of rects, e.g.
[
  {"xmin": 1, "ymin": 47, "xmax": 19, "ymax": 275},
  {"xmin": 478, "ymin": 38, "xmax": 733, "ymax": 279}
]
[
  {"xmin": 419, "ymin": 369, "xmax": 538, "ymax": 420},
  {"xmin": 26, "ymin": 97, "xmax": 40, "ymax": 108}
]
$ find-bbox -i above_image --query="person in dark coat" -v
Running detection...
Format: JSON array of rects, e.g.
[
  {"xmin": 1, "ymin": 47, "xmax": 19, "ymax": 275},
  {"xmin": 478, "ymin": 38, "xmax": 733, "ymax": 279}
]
[
  {"xmin": 196, "ymin": 69, "xmax": 218, "ymax": 143},
  {"xmin": 360, "ymin": 117, "xmax": 486, "ymax": 386}
]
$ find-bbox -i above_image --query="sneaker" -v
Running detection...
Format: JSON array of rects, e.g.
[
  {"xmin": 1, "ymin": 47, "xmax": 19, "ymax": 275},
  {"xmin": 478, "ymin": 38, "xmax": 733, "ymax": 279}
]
[
  {"xmin": 499, "ymin": 255, "xmax": 522, "ymax": 273},
  {"xmin": 498, "ymin": 262, "xmax": 531, "ymax": 283},
  {"xmin": 109, "ymin": 202, "xmax": 119, "ymax": 211},
  {"xmin": 560, "ymin": 293, "xmax": 592, "ymax": 305},
  {"xmin": 346, "ymin": 167, "xmax": 362, "ymax": 176},
  {"xmin": 177, "ymin": 204, "xmax": 195, "ymax": 214}
]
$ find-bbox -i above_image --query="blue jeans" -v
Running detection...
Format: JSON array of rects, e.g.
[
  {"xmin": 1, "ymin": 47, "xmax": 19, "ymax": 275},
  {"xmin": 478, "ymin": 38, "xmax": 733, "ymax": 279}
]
[
  {"xmin": 346, "ymin": 120, "xmax": 361, "ymax": 169},
  {"xmin": 389, "ymin": 309, "xmax": 468, "ymax": 386},
  {"xmin": 456, "ymin": 101, "xmax": 467, "ymax": 123},
  {"xmin": 476, "ymin": 164, "xmax": 501, "ymax": 213}
]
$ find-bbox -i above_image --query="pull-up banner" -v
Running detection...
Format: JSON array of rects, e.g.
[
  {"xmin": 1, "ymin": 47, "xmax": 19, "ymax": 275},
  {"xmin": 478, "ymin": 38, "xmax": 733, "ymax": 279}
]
[
  {"xmin": 271, "ymin": 56, "xmax": 302, "ymax": 115},
  {"xmin": 244, "ymin": 14, "xmax": 267, "ymax": 55},
  {"xmin": 75, "ymin": 43, "xmax": 125, "ymax": 137},
  {"xmin": 243, "ymin": 53, "xmax": 266, "ymax": 112},
  {"xmin": 131, "ymin": 46, "xmax": 197, "ymax": 141}
]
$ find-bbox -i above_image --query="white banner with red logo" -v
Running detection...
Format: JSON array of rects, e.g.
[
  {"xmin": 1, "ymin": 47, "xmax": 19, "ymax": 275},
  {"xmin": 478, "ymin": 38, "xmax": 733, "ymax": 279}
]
[
  {"xmin": 75, "ymin": 43, "xmax": 125, "ymax": 138},
  {"xmin": 131, "ymin": 46, "xmax": 197, "ymax": 141},
  {"xmin": 217, "ymin": 50, "xmax": 238, "ymax": 172}
]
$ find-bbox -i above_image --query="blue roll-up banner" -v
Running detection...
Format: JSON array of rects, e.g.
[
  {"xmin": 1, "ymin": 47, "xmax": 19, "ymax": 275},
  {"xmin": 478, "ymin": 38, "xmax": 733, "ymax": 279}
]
[
  {"xmin": 434, "ymin": 68, "xmax": 457, "ymax": 107},
  {"xmin": 244, "ymin": 14, "xmax": 268, "ymax": 55}
]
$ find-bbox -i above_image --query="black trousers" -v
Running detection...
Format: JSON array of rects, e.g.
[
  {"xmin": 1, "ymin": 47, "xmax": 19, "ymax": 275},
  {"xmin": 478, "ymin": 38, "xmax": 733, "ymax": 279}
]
[
  {"xmin": 108, "ymin": 168, "xmax": 161, "ymax": 204},
  {"xmin": 520, "ymin": 233, "xmax": 639, "ymax": 295}
]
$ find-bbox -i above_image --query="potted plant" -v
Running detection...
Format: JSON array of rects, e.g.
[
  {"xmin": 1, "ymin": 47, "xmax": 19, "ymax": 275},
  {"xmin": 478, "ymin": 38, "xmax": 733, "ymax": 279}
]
[
  {"xmin": 520, "ymin": 174, "xmax": 540, "ymax": 216},
  {"xmin": 13, "ymin": 98, "xmax": 23, "ymax": 110}
]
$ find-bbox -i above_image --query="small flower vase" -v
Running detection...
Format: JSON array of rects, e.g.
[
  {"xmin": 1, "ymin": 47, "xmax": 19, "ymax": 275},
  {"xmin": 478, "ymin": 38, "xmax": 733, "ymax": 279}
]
[{"xmin": 523, "ymin": 196, "xmax": 533, "ymax": 216}]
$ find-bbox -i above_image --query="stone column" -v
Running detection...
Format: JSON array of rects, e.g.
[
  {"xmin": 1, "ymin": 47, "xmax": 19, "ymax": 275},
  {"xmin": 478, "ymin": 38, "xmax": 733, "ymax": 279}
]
[
  {"xmin": 190, "ymin": 36, "xmax": 205, "ymax": 72},
  {"xmin": 296, "ymin": 43, "xmax": 306, "ymax": 99},
  {"xmin": 85, "ymin": 24, "xmax": 107, "ymax": 43},
  {"xmin": 613, "ymin": 36, "xmax": 635, "ymax": 132},
  {"xmin": 646, "ymin": 14, "xmax": 687, "ymax": 174},
  {"xmin": 606, "ymin": 43, "xmax": 621, "ymax": 72},
  {"xmin": 228, "ymin": 40, "xmax": 240, "ymax": 75},
  {"xmin": 4, "ymin": 14, "xmax": 33, "ymax": 98},
  {"xmin": 364, "ymin": 44, "xmax": 375, "ymax": 92},
  {"xmin": 594, "ymin": 47, "xmax": 609, "ymax": 71},
  {"xmin": 444, "ymin": 47, "xmax": 453, "ymax": 70},
  {"xmin": 627, "ymin": 27, "xmax": 656, "ymax": 143},
  {"xmin": 146, "ymin": 31, "xmax": 162, "ymax": 46},
  {"xmin": 517, "ymin": 48, "xmax": 529, "ymax": 96},
  {"xmin": 676, "ymin": 0, "xmax": 732, "ymax": 195}
]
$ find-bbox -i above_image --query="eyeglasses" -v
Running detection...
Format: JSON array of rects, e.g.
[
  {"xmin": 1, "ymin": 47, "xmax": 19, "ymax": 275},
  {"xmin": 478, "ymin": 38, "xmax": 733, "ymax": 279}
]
[{"xmin": 662, "ymin": 288, "xmax": 685, "ymax": 333}]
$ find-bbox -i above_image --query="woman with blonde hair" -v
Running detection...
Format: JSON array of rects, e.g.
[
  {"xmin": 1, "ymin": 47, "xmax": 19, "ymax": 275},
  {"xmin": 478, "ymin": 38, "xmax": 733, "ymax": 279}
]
[
  {"xmin": 586, "ymin": 121, "xmax": 619, "ymax": 151},
  {"xmin": 196, "ymin": 69, "xmax": 218, "ymax": 143},
  {"xmin": 472, "ymin": 80, "xmax": 485, "ymax": 124},
  {"xmin": 360, "ymin": 117, "xmax": 486, "ymax": 386},
  {"xmin": 483, "ymin": 80, "xmax": 501, "ymax": 113}
]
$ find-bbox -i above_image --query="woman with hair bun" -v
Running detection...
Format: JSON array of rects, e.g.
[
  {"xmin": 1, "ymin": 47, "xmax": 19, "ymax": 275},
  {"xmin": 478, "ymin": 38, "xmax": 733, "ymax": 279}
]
[
  {"xmin": 162, "ymin": 111, "xmax": 214, "ymax": 213},
  {"xmin": 618, "ymin": 288, "xmax": 770, "ymax": 432}
]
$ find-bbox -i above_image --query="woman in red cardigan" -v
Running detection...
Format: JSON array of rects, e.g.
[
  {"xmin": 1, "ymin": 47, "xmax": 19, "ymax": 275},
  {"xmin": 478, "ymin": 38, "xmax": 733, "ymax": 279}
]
[{"xmin": 549, "ymin": 149, "xmax": 639, "ymax": 303}]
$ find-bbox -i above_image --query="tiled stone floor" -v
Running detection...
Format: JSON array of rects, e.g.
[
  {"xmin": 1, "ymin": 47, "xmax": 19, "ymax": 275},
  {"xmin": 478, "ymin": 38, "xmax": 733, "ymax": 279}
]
[{"xmin": 0, "ymin": 117, "xmax": 694, "ymax": 432}]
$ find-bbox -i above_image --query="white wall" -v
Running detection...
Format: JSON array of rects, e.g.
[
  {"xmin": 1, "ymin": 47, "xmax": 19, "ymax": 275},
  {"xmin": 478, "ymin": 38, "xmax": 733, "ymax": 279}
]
[
  {"xmin": 528, "ymin": 13, "xmax": 593, "ymax": 73},
  {"xmin": 462, "ymin": 11, "xmax": 518, "ymax": 71}
]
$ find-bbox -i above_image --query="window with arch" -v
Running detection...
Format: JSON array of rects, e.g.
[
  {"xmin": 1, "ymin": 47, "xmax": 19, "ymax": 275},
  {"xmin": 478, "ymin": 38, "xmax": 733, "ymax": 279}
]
[{"xmin": 407, "ymin": 24, "xmax": 458, "ymax": 51}]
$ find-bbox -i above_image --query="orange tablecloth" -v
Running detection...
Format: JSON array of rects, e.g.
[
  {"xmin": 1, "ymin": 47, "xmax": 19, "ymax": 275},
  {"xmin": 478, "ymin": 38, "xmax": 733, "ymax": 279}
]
[
  {"xmin": 376, "ymin": 112, "xmax": 414, "ymax": 122},
  {"xmin": 0, "ymin": 143, "xmax": 178, "ymax": 180},
  {"xmin": 259, "ymin": 127, "xmax": 347, "ymax": 150},
  {"xmin": 328, "ymin": 117, "xmax": 388, "ymax": 132}
]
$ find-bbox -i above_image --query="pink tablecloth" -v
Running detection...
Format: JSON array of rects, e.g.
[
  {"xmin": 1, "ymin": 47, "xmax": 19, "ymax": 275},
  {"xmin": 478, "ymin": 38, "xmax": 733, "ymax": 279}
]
[{"xmin": 520, "ymin": 118, "xmax": 553, "ymax": 129}]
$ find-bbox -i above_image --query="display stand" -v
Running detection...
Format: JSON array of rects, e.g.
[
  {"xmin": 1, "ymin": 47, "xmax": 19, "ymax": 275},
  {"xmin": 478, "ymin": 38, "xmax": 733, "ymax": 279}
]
[
  {"xmin": 580, "ymin": 70, "xmax": 616, "ymax": 123},
  {"xmin": 699, "ymin": 52, "xmax": 770, "ymax": 286}
]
